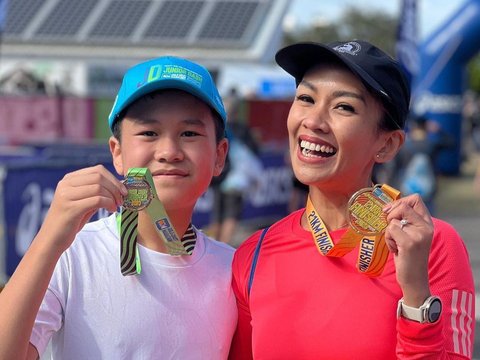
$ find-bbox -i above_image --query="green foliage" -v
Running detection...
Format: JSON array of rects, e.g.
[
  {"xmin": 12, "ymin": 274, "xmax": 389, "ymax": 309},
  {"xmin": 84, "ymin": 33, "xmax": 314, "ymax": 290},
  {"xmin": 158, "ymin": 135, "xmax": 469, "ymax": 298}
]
[
  {"xmin": 282, "ymin": 6, "xmax": 397, "ymax": 56},
  {"xmin": 281, "ymin": 6, "xmax": 480, "ymax": 93},
  {"xmin": 467, "ymin": 55, "xmax": 480, "ymax": 93}
]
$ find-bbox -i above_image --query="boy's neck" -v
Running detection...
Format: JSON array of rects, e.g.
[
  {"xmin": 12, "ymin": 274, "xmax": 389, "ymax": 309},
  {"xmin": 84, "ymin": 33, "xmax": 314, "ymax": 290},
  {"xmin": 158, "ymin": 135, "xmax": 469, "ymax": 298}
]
[{"xmin": 136, "ymin": 210, "xmax": 192, "ymax": 253}]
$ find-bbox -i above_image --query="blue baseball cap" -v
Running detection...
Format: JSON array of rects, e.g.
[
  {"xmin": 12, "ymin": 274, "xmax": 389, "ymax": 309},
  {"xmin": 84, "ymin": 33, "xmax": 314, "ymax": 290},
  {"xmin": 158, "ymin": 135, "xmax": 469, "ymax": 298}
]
[{"xmin": 108, "ymin": 56, "xmax": 226, "ymax": 131}]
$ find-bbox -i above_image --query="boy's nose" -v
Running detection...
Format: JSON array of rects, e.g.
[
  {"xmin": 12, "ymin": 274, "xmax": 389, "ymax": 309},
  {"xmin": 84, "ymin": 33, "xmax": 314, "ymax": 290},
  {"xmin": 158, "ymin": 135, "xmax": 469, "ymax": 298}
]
[{"xmin": 155, "ymin": 138, "xmax": 183, "ymax": 162}]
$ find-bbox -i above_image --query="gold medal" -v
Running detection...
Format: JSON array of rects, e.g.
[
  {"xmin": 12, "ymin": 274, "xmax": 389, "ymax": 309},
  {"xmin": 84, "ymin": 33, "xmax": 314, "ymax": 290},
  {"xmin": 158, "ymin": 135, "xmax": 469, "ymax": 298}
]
[
  {"xmin": 347, "ymin": 184, "xmax": 396, "ymax": 236},
  {"xmin": 123, "ymin": 176, "xmax": 153, "ymax": 211},
  {"xmin": 307, "ymin": 184, "xmax": 400, "ymax": 276}
]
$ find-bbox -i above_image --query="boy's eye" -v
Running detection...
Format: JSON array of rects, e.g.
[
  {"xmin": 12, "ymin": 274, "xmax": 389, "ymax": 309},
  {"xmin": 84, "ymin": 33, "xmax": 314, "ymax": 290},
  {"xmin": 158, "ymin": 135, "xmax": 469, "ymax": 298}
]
[
  {"xmin": 141, "ymin": 131, "xmax": 157, "ymax": 137},
  {"xmin": 182, "ymin": 130, "xmax": 199, "ymax": 137}
]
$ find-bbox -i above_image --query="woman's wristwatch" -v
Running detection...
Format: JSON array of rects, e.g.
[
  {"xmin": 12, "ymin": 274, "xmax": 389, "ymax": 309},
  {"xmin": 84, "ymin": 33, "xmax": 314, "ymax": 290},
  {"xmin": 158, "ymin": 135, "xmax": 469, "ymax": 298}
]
[{"xmin": 397, "ymin": 296, "xmax": 442, "ymax": 323}]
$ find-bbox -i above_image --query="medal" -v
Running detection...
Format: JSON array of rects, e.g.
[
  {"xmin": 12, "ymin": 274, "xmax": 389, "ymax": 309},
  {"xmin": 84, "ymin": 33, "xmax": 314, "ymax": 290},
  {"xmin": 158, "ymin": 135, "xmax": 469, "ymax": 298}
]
[
  {"xmin": 118, "ymin": 168, "xmax": 194, "ymax": 276},
  {"xmin": 347, "ymin": 184, "xmax": 396, "ymax": 236},
  {"xmin": 307, "ymin": 184, "xmax": 401, "ymax": 277},
  {"xmin": 123, "ymin": 176, "xmax": 153, "ymax": 211}
]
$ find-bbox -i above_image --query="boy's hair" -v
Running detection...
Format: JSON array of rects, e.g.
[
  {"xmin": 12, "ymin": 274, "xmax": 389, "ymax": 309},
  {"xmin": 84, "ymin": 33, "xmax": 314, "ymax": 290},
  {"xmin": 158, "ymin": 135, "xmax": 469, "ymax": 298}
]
[{"xmin": 109, "ymin": 55, "xmax": 227, "ymax": 139}]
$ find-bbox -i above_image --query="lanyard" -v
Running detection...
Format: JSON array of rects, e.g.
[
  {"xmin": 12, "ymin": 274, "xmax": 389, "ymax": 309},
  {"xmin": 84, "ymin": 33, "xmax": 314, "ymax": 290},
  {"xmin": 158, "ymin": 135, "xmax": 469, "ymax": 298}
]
[
  {"xmin": 119, "ymin": 168, "xmax": 195, "ymax": 276},
  {"xmin": 306, "ymin": 184, "xmax": 400, "ymax": 277}
]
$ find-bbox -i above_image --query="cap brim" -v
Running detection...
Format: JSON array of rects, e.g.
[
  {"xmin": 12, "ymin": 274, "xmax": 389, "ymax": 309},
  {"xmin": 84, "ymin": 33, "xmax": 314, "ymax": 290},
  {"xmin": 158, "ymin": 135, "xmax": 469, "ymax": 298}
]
[
  {"xmin": 110, "ymin": 78, "xmax": 226, "ymax": 130},
  {"xmin": 275, "ymin": 42, "xmax": 391, "ymax": 102}
]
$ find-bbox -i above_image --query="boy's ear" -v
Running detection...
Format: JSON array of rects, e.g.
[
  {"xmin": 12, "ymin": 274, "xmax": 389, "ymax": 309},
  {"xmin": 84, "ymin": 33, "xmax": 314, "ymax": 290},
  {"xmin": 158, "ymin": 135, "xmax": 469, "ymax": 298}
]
[
  {"xmin": 375, "ymin": 130, "xmax": 405, "ymax": 164},
  {"xmin": 109, "ymin": 136, "xmax": 124, "ymax": 175},
  {"xmin": 214, "ymin": 138, "xmax": 229, "ymax": 176}
]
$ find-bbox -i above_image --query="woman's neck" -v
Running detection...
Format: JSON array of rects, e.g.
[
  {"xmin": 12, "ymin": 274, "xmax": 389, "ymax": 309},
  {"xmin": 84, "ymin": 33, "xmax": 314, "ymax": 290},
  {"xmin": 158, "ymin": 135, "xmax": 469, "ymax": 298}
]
[
  {"xmin": 301, "ymin": 188, "xmax": 351, "ymax": 231},
  {"xmin": 301, "ymin": 176, "xmax": 375, "ymax": 231}
]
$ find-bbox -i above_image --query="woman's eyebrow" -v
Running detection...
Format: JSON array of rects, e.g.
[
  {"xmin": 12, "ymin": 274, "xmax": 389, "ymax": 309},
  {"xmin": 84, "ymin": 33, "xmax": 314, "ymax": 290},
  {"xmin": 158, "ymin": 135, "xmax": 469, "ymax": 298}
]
[
  {"xmin": 331, "ymin": 90, "xmax": 366, "ymax": 104},
  {"xmin": 298, "ymin": 80, "xmax": 366, "ymax": 104}
]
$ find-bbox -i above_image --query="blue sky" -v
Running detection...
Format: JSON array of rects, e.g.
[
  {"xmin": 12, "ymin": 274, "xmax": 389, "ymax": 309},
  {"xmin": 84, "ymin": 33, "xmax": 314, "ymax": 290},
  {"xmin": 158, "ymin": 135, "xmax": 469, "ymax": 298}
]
[{"xmin": 286, "ymin": 0, "xmax": 468, "ymax": 40}]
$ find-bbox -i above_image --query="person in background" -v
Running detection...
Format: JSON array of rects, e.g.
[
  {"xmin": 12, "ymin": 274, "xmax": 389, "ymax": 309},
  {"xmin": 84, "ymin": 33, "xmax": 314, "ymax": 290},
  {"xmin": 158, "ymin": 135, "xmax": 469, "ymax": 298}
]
[
  {"xmin": 397, "ymin": 115, "xmax": 454, "ymax": 214},
  {"xmin": 0, "ymin": 56, "xmax": 237, "ymax": 359},
  {"xmin": 229, "ymin": 40, "xmax": 475, "ymax": 359},
  {"xmin": 209, "ymin": 87, "xmax": 263, "ymax": 245}
]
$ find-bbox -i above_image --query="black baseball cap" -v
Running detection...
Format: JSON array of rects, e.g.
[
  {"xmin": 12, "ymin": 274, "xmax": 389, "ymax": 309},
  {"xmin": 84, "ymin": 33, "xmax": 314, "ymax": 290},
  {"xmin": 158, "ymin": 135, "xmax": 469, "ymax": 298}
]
[{"xmin": 275, "ymin": 40, "xmax": 410, "ymax": 130}]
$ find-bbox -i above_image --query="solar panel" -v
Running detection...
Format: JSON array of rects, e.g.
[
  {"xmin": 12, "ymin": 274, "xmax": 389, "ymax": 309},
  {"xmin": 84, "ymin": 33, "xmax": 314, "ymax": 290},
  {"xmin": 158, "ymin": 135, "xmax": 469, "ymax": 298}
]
[
  {"xmin": 1, "ymin": 0, "xmax": 287, "ymax": 62},
  {"xmin": 199, "ymin": 1, "xmax": 258, "ymax": 41},
  {"xmin": 88, "ymin": 0, "xmax": 151, "ymax": 40},
  {"xmin": 36, "ymin": 0, "xmax": 98, "ymax": 37},
  {"xmin": 144, "ymin": 1, "xmax": 205, "ymax": 40},
  {"xmin": 4, "ymin": 0, "xmax": 47, "ymax": 36}
]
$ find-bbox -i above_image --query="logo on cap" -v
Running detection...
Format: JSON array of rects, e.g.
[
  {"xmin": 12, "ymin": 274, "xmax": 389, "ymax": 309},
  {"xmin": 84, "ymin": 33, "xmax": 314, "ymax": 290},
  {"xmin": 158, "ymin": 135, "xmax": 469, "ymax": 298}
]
[{"xmin": 333, "ymin": 41, "xmax": 361, "ymax": 56}]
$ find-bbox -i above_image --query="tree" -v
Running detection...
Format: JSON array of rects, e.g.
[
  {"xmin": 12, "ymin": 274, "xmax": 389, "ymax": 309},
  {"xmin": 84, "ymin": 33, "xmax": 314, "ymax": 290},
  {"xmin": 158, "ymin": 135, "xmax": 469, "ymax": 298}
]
[
  {"xmin": 467, "ymin": 55, "xmax": 480, "ymax": 94},
  {"xmin": 283, "ymin": 6, "xmax": 398, "ymax": 56}
]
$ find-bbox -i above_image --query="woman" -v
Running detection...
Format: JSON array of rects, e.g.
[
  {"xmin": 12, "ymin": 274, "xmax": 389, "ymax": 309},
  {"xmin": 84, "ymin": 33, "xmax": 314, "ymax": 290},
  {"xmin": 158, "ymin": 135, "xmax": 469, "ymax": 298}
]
[{"xmin": 229, "ymin": 40, "xmax": 474, "ymax": 359}]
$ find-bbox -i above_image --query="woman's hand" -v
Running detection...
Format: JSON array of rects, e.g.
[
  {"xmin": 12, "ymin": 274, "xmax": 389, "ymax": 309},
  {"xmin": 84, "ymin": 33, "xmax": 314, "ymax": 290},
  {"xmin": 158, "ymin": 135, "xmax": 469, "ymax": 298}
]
[{"xmin": 383, "ymin": 194, "xmax": 434, "ymax": 306}]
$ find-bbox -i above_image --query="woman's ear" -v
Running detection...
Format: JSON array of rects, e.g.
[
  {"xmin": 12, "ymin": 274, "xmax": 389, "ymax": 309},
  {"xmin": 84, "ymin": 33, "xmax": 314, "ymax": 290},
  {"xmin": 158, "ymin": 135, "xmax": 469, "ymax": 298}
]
[
  {"xmin": 109, "ymin": 136, "xmax": 124, "ymax": 175},
  {"xmin": 214, "ymin": 138, "xmax": 229, "ymax": 177},
  {"xmin": 375, "ymin": 130, "xmax": 405, "ymax": 163}
]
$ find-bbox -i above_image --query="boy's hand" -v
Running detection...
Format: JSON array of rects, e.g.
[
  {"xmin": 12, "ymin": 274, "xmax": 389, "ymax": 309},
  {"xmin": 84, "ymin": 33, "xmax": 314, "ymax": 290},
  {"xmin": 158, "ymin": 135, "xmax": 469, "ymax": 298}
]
[{"xmin": 40, "ymin": 165, "xmax": 127, "ymax": 253}]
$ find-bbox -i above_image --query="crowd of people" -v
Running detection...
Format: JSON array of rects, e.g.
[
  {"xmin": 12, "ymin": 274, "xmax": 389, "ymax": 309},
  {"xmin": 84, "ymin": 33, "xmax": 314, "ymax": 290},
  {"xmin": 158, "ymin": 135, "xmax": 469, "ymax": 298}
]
[{"xmin": 0, "ymin": 38, "xmax": 476, "ymax": 360}]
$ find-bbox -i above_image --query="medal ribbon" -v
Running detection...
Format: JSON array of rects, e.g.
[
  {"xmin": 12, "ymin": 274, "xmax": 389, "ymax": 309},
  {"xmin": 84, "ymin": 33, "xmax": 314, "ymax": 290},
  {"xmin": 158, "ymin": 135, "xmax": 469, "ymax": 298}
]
[
  {"xmin": 119, "ymin": 168, "xmax": 195, "ymax": 276},
  {"xmin": 306, "ymin": 184, "xmax": 400, "ymax": 276}
]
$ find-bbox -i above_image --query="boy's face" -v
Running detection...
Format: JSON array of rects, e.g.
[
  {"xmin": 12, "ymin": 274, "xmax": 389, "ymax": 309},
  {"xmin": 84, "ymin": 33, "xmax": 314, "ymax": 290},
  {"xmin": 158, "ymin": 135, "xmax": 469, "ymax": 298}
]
[{"xmin": 109, "ymin": 90, "xmax": 228, "ymax": 212}]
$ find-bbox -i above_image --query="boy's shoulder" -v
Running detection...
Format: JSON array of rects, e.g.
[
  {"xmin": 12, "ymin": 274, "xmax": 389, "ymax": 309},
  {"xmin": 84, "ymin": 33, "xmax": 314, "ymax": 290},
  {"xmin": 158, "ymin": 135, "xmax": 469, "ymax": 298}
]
[
  {"xmin": 80, "ymin": 213, "xmax": 117, "ymax": 236},
  {"xmin": 198, "ymin": 230, "xmax": 235, "ymax": 268},
  {"xmin": 70, "ymin": 213, "xmax": 118, "ymax": 251},
  {"xmin": 200, "ymin": 230, "xmax": 235, "ymax": 255}
]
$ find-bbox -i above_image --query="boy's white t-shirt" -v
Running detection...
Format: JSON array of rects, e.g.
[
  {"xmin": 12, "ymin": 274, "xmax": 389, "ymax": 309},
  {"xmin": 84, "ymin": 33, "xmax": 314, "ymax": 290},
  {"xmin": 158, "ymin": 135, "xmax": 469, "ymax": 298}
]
[{"xmin": 30, "ymin": 214, "xmax": 237, "ymax": 359}]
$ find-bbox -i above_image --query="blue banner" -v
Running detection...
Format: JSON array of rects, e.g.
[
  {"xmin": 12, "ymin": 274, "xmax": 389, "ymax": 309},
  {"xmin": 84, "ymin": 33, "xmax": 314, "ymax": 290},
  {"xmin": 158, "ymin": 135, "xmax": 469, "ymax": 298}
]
[
  {"xmin": 0, "ymin": 0, "xmax": 7, "ymax": 32},
  {"xmin": 413, "ymin": 0, "xmax": 480, "ymax": 174},
  {"xmin": 396, "ymin": 0, "xmax": 419, "ymax": 86},
  {"xmin": 0, "ymin": 148, "xmax": 291, "ymax": 277}
]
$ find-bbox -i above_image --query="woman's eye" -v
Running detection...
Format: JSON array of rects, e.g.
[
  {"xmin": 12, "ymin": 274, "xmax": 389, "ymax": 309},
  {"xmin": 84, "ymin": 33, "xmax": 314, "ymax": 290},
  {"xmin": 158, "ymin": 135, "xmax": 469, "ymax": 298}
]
[
  {"xmin": 336, "ymin": 104, "xmax": 355, "ymax": 112},
  {"xmin": 296, "ymin": 94, "xmax": 314, "ymax": 103}
]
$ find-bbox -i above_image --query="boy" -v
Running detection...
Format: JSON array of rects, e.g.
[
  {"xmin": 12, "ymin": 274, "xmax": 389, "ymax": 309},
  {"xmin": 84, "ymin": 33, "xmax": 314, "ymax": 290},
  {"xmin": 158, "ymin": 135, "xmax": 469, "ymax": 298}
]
[{"xmin": 0, "ymin": 56, "xmax": 236, "ymax": 359}]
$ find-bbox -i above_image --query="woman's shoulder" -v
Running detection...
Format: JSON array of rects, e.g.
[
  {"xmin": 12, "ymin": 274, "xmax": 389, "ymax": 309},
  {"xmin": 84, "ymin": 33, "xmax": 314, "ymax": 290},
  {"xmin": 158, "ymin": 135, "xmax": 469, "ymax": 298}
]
[
  {"xmin": 234, "ymin": 210, "xmax": 303, "ymax": 261},
  {"xmin": 432, "ymin": 217, "xmax": 460, "ymax": 238},
  {"xmin": 430, "ymin": 217, "xmax": 469, "ymax": 256}
]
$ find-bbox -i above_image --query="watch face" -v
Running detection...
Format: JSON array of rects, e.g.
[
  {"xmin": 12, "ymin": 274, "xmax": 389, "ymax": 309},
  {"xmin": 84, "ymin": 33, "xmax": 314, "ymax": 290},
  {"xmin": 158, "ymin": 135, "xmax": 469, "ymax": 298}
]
[{"xmin": 427, "ymin": 298, "xmax": 442, "ymax": 323}]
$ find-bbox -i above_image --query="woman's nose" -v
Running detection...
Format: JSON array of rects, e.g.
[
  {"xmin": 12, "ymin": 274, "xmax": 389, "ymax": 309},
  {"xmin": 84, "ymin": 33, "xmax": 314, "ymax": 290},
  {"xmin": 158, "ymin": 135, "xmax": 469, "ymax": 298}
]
[{"xmin": 302, "ymin": 107, "xmax": 330, "ymax": 133}]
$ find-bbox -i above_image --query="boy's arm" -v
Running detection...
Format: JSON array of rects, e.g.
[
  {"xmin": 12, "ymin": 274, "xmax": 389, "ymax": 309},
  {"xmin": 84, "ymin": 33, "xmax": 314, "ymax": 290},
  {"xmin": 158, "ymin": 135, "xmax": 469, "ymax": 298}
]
[{"xmin": 0, "ymin": 165, "xmax": 126, "ymax": 359}]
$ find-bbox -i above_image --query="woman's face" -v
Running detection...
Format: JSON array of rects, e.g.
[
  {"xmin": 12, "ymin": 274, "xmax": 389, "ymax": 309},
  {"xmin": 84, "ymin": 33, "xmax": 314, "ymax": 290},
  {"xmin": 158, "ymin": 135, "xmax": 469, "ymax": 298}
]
[{"xmin": 287, "ymin": 63, "xmax": 390, "ymax": 194}]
